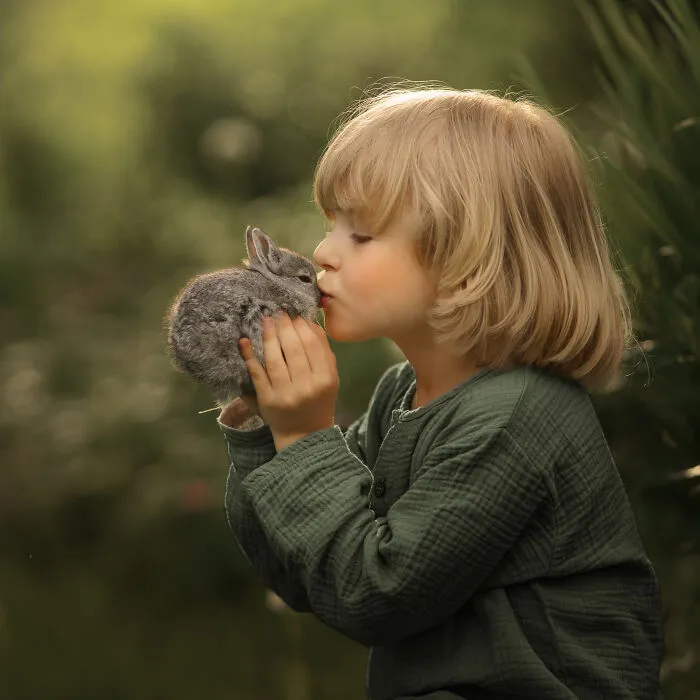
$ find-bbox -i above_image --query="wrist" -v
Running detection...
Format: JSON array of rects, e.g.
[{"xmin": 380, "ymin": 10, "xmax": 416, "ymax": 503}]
[
  {"xmin": 273, "ymin": 434, "xmax": 306, "ymax": 453},
  {"xmin": 219, "ymin": 399, "xmax": 259, "ymax": 429},
  {"xmin": 272, "ymin": 425, "xmax": 335, "ymax": 453}
]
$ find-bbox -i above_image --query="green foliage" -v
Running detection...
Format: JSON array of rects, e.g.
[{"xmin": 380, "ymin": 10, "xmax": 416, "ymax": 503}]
[
  {"xmin": 536, "ymin": 1, "xmax": 700, "ymax": 693},
  {"xmin": 0, "ymin": 0, "xmax": 588, "ymax": 517},
  {"xmin": 578, "ymin": 0, "xmax": 700, "ymax": 479},
  {"xmin": 581, "ymin": 0, "xmax": 700, "ymax": 360}
]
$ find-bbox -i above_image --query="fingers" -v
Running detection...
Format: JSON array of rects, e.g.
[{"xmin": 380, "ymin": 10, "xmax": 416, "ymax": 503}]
[
  {"xmin": 239, "ymin": 334, "xmax": 272, "ymax": 396},
  {"xmin": 294, "ymin": 317, "xmax": 337, "ymax": 376},
  {"xmin": 276, "ymin": 313, "xmax": 337, "ymax": 381},
  {"xmin": 239, "ymin": 312, "xmax": 335, "ymax": 398},
  {"xmin": 263, "ymin": 315, "xmax": 297, "ymax": 386}
]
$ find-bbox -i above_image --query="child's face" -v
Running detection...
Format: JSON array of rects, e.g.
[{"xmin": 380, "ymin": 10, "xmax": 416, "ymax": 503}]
[{"xmin": 313, "ymin": 209, "xmax": 437, "ymax": 343}]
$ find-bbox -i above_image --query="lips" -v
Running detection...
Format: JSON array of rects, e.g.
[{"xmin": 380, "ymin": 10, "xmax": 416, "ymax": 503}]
[{"xmin": 318, "ymin": 281, "xmax": 334, "ymax": 308}]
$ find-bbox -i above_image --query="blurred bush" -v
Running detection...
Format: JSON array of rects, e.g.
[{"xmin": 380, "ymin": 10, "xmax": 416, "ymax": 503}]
[{"xmin": 0, "ymin": 0, "xmax": 593, "ymax": 534}]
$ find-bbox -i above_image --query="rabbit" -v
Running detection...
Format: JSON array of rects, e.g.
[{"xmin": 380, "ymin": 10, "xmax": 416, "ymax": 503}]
[{"xmin": 166, "ymin": 225, "xmax": 322, "ymax": 408}]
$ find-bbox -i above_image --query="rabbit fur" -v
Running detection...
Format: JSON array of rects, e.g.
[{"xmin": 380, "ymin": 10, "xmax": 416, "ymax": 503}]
[{"xmin": 166, "ymin": 226, "xmax": 322, "ymax": 406}]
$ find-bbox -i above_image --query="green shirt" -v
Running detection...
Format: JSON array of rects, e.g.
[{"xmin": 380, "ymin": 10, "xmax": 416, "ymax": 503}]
[{"xmin": 219, "ymin": 362, "xmax": 664, "ymax": 700}]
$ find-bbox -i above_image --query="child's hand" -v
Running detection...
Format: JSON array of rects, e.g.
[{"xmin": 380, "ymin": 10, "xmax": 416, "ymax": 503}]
[{"xmin": 239, "ymin": 312, "xmax": 339, "ymax": 449}]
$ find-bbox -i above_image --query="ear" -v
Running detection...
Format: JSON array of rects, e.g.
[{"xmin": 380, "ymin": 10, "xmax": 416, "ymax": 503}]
[{"xmin": 245, "ymin": 226, "xmax": 283, "ymax": 272}]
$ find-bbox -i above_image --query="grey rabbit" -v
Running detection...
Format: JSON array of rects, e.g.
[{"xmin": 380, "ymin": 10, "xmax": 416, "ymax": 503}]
[{"xmin": 166, "ymin": 226, "xmax": 322, "ymax": 407}]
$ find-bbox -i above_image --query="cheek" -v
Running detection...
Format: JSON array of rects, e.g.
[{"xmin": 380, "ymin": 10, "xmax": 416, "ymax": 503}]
[
  {"xmin": 366, "ymin": 261, "xmax": 423, "ymax": 305},
  {"xmin": 348, "ymin": 250, "xmax": 400, "ymax": 292},
  {"xmin": 351, "ymin": 266, "xmax": 387, "ymax": 292}
]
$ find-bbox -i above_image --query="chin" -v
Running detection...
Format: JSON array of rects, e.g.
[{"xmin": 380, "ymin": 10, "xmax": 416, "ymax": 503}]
[{"xmin": 323, "ymin": 313, "xmax": 374, "ymax": 343}]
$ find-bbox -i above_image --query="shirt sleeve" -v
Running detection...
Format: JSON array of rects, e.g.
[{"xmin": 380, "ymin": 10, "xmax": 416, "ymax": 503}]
[
  {"xmin": 238, "ymin": 425, "xmax": 550, "ymax": 646},
  {"xmin": 218, "ymin": 410, "xmax": 372, "ymax": 612}
]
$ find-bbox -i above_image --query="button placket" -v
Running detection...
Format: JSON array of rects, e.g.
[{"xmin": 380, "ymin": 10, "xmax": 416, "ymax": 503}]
[
  {"xmin": 371, "ymin": 406, "xmax": 414, "ymax": 513},
  {"xmin": 373, "ymin": 477, "xmax": 386, "ymax": 498}
]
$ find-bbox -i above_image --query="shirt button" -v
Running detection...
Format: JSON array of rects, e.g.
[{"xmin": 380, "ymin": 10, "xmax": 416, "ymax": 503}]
[{"xmin": 374, "ymin": 477, "xmax": 386, "ymax": 498}]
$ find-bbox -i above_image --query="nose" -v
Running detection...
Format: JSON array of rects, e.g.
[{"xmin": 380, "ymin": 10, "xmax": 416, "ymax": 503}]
[{"xmin": 313, "ymin": 237, "xmax": 337, "ymax": 273}]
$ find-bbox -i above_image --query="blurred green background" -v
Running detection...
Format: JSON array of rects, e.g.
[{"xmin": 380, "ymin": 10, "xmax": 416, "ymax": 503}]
[{"xmin": 0, "ymin": 0, "xmax": 698, "ymax": 698}]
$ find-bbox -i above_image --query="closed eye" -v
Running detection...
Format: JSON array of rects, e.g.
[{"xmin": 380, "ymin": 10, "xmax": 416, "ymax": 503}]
[{"xmin": 351, "ymin": 233, "xmax": 372, "ymax": 244}]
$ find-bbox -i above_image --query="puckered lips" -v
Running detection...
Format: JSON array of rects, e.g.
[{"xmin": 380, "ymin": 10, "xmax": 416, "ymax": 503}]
[{"xmin": 318, "ymin": 284, "xmax": 334, "ymax": 309}]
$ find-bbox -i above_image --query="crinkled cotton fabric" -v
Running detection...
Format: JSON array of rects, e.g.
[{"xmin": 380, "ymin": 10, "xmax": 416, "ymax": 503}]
[{"xmin": 219, "ymin": 362, "xmax": 664, "ymax": 700}]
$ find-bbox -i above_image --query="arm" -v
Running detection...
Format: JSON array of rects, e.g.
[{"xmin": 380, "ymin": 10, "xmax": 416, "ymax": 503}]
[
  {"xmin": 217, "ymin": 399, "xmax": 310, "ymax": 611},
  {"xmin": 218, "ymin": 399, "xmax": 371, "ymax": 612},
  {"xmin": 237, "ymin": 425, "xmax": 550, "ymax": 646}
]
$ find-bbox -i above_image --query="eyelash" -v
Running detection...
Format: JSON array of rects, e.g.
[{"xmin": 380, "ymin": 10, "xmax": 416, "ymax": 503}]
[{"xmin": 323, "ymin": 227, "xmax": 371, "ymax": 244}]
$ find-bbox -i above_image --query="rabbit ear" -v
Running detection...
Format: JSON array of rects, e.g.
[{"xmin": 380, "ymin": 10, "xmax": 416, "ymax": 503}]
[{"xmin": 246, "ymin": 226, "xmax": 283, "ymax": 272}]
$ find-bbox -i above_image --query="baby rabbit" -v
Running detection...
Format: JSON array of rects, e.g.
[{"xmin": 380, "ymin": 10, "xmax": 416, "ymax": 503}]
[{"xmin": 166, "ymin": 226, "xmax": 322, "ymax": 407}]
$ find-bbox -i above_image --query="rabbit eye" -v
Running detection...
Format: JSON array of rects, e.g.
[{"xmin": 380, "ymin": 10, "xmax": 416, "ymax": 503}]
[{"xmin": 297, "ymin": 275, "xmax": 313, "ymax": 284}]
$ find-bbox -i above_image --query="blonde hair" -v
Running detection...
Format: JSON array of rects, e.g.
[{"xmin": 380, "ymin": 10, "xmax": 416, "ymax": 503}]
[{"xmin": 313, "ymin": 86, "xmax": 634, "ymax": 392}]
